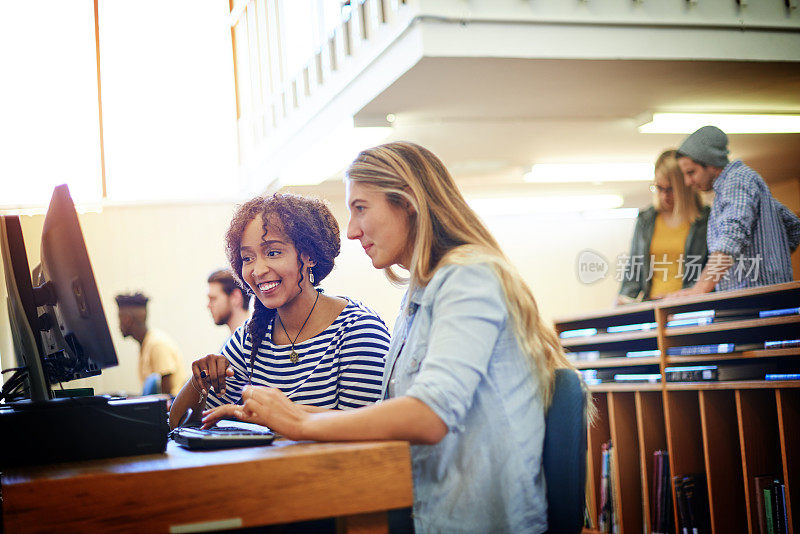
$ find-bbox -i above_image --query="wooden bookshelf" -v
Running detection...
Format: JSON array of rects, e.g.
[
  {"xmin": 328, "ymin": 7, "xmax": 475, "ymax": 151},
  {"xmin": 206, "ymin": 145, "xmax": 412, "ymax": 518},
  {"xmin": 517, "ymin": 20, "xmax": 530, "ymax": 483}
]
[{"xmin": 555, "ymin": 281, "xmax": 800, "ymax": 534}]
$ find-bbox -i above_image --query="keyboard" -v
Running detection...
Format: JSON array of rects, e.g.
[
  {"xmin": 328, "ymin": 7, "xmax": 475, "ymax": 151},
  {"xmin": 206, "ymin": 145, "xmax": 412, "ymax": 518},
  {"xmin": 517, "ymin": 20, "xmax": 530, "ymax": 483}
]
[{"xmin": 171, "ymin": 423, "xmax": 275, "ymax": 450}]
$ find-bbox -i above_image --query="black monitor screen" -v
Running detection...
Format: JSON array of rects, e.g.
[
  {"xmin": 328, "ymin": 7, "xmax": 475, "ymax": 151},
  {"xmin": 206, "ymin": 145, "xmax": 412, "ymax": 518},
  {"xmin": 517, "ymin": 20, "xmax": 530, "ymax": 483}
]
[{"xmin": 1, "ymin": 184, "xmax": 118, "ymax": 402}]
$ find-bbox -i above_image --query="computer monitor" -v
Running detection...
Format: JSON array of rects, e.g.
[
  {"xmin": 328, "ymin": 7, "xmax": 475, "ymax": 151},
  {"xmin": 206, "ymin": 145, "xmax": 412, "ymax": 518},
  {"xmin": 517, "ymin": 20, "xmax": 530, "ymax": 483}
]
[{"xmin": 1, "ymin": 184, "xmax": 118, "ymax": 403}]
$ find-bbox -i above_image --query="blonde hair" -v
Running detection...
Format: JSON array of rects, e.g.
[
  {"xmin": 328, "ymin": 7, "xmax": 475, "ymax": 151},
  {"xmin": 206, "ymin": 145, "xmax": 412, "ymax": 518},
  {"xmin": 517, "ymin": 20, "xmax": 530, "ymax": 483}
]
[
  {"xmin": 345, "ymin": 141, "xmax": 576, "ymax": 408},
  {"xmin": 653, "ymin": 149, "xmax": 704, "ymax": 222}
]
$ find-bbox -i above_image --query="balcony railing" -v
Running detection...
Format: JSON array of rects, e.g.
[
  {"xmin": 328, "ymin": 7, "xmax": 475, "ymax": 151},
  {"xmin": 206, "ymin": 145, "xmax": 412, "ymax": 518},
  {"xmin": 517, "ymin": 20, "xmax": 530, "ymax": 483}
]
[{"xmin": 229, "ymin": 0, "xmax": 409, "ymax": 168}]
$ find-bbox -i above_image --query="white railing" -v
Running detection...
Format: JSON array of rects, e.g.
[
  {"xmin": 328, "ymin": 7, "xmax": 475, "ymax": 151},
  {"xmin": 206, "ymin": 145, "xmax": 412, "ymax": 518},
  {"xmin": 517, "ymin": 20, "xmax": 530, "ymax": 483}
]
[
  {"xmin": 229, "ymin": 0, "xmax": 409, "ymax": 167},
  {"xmin": 229, "ymin": 0, "xmax": 799, "ymax": 181}
]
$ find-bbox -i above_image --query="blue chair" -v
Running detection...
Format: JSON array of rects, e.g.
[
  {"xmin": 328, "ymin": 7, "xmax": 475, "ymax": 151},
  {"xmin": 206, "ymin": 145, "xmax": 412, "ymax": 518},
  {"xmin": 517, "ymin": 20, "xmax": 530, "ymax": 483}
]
[
  {"xmin": 543, "ymin": 368, "xmax": 588, "ymax": 534},
  {"xmin": 142, "ymin": 373, "xmax": 161, "ymax": 395}
]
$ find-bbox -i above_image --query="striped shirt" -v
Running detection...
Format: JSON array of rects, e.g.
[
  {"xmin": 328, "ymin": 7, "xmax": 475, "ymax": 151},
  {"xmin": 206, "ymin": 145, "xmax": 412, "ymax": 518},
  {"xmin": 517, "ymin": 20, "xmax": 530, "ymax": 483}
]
[
  {"xmin": 708, "ymin": 160, "xmax": 800, "ymax": 292},
  {"xmin": 205, "ymin": 296, "xmax": 389, "ymax": 410}
]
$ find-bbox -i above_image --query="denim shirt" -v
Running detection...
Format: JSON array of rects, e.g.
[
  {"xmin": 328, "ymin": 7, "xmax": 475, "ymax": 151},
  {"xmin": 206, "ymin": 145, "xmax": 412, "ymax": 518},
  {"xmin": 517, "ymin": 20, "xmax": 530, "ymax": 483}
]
[{"xmin": 382, "ymin": 263, "xmax": 547, "ymax": 533}]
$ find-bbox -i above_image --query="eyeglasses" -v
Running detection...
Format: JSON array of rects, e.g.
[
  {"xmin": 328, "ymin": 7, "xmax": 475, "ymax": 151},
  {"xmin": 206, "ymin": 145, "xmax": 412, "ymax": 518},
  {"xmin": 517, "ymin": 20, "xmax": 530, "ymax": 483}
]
[{"xmin": 649, "ymin": 184, "xmax": 673, "ymax": 194}]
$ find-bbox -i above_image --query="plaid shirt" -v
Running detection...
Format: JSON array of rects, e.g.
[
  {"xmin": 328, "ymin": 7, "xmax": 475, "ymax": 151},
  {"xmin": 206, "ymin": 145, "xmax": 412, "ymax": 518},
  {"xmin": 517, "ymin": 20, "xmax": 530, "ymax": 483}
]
[{"xmin": 708, "ymin": 160, "xmax": 800, "ymax": 291}]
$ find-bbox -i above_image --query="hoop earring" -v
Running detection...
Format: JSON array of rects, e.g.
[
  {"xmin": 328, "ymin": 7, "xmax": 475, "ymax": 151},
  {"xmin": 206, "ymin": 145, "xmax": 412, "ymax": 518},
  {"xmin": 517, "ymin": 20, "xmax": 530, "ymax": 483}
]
[{"xmin": 309, "ymin": 267, "xmax": 315, "ymax": 285}]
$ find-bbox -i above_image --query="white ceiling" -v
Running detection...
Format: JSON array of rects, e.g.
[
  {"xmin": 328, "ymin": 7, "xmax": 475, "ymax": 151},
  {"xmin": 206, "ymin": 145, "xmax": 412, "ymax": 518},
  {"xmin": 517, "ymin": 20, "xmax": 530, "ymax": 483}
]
[{"xmin": 353, "ymin": 57, "xmax": 800, "ymax": 206}]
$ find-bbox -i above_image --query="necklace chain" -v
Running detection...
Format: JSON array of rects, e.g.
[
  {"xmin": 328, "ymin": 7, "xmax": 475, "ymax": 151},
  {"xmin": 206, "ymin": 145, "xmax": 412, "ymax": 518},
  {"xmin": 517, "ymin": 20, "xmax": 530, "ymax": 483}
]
[{"xmin": 277, "ymin": 290, "xmax": 320, "ymax": 364}]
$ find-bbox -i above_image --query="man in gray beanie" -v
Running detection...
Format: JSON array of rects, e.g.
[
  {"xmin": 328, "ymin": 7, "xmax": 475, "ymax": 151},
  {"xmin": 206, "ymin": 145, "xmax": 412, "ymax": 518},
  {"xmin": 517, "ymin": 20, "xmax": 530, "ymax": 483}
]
[{"xmin": 667, "ymin": 125, "xmax": 800, "ymax": 296}]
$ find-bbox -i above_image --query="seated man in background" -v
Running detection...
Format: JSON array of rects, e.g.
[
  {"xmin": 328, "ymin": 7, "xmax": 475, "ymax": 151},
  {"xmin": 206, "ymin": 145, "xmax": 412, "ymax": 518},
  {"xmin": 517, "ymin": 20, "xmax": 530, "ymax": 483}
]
[
  {"xmin": 207, "ymin": 268, "xmax": 251, "ymax": 335},
  {"xmin": 669, "ymin": 125, "xmax": 800, "ymax": 296},
  {"xmin": 115, "ymin": 292, "xmax": 186, "ymax": 396}
]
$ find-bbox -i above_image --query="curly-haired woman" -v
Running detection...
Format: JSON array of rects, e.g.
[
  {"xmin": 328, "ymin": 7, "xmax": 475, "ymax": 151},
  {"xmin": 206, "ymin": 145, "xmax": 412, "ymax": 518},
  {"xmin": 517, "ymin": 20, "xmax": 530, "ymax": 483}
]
[{"xmin": 169, "ymin": 193, "xmax": 389, "ymax": 429}]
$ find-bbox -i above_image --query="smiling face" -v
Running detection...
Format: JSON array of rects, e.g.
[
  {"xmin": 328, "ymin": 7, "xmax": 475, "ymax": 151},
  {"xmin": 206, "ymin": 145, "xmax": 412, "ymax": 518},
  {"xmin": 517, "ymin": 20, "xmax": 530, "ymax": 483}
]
[
  {"xmin": 239, "ymin": 214, "xmax": 313, "ymax": 310},
  {"xmin": 678, "ymin": 157, "xmax": 720, "ymax": 192},
  {"xmin": 346, "ymin": 181, "xmax": 413, "ymax": 270}
]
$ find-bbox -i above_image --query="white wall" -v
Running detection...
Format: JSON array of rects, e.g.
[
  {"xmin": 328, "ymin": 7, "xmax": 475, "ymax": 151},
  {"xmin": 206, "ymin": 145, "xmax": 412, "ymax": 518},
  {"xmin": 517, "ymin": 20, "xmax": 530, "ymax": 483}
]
[{"xmin": 1, "ymin": 183, "xmax": 633, "ymax": 396}]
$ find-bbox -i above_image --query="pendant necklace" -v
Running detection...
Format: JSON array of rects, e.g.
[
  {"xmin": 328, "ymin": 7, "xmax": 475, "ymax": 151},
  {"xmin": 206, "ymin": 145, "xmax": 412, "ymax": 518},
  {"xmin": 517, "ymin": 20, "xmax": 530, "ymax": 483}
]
[{"xmin": 277, "ymin": 290, "xmax": 320, "ymax": 364}]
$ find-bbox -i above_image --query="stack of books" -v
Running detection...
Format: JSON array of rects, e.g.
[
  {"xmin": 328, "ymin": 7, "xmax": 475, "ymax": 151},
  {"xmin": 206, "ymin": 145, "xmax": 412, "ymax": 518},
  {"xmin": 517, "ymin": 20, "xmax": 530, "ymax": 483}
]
[
  {"xmin": 666, "ymin": 307, "xmax": 799, "ymax": 328},
  {"xmin": 664, "ymin": 362, "xmax": 777, "ymax": 382},
  {"xmin": 754, "ymin": 476, "xmax": 789, "ymax": 534},
  {"xmin": 673, "ymin": 474, "xmax": 710, "ymax": 534},
  {"xmin": 651, "ymin": 450, "xmax": 673, "ymax": 534}
]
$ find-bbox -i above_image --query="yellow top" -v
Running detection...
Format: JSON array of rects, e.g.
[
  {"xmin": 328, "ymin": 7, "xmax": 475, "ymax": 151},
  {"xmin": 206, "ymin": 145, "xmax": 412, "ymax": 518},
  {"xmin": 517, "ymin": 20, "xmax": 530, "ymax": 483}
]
[
  {"xmin": 139, "ymin": 329, "xmax": 187, "ymax": 396},
  {"xmin": 649, "ymin": 214, "xmax": 691, "ymax": 298}
]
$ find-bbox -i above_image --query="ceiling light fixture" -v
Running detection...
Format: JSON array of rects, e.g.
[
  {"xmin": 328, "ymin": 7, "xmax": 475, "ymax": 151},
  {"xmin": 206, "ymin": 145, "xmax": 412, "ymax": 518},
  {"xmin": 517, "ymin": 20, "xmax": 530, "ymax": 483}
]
[
  {"xmin": 524, "ymin": 163, "xmax": 654, "ymax": 183},
  {"xmin": 638, "ymin": 113, "xmax": 800, "ymax": 134}
]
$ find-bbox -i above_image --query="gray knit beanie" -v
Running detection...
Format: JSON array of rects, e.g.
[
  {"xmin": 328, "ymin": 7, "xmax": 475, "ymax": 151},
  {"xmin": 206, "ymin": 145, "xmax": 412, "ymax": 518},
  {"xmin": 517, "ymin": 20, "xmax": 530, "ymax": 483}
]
[{"xmin": 676, "ymin": 125, "xmax": 730, "ymax": 168}]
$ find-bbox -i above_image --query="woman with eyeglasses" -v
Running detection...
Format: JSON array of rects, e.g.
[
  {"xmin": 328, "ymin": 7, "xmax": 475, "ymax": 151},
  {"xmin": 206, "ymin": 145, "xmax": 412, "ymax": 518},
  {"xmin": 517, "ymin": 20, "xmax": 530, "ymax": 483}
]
[{"xmin": 616, "ymin": 149, "xmax": 710, "ymax": 304}]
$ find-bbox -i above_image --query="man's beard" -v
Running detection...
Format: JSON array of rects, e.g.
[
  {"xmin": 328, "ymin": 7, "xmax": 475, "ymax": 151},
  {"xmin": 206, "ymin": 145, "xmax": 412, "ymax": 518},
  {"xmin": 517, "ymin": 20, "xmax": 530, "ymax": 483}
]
[{"xmin": 215, "ymin": 310, "xmax": 232, "ymax": 326}]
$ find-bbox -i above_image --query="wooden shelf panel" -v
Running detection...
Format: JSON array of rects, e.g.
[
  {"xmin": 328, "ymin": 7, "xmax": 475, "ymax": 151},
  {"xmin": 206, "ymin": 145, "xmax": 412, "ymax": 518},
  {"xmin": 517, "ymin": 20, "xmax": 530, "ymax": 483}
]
[
  {"xmin": 589, "ymin": 382, "xmax": 662, "ymax": 392},
  {"xmin": 573, "ymin": 356, "xmax": 660, "ymax": 369},
  {"xmin": 554, "ymin": 300, "xmax": 655, "ymax": 327},
  {"xmin": 654, "ymin": 281, "xmax": 800, "ymax": 312},
  {"xmin": 608, "ymin": 392, "xmax": 643, "ymax": 534},
  {"xmin": 666, "ymin": 380, "xmax": 800, "ymax": 391},
  {"xmin": 635, "ymin": 391, "xmax": 667, "ymax": 534},
  {"xmin": 776, "ymin": 389, "xmax": 799, "ymax": 532},
  {"xmin": 736, "ymin": 389, "xmax": 783, "ymax": 534},
  {"xmin": 663, "ymin": 314, "xmax": 800, "ymax": 337},
  {"xmin": 699, "ymin": 390, "xmax": 746, "ymax": 533},
  {"xmin": 561, "ymin": 330, "xmax": 657, "ymax": 348},
  {"xmin": 665, "ymin": 348, "xmax": 800, "ymax": 365}
]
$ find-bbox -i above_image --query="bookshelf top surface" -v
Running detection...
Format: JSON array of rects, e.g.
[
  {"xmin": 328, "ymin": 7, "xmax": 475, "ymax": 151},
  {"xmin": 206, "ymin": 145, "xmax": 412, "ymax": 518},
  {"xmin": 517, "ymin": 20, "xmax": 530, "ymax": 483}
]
[{"xmin": 554, "ymin": 281, "xmax": 799, "ymax": 326}]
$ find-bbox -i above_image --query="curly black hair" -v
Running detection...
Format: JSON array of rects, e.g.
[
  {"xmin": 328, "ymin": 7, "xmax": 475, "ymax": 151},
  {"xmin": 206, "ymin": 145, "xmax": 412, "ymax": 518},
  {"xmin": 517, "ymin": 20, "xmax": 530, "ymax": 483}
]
[{"xmin": 224, "ymin": 193, "xmax": 341, "ymax": 367}]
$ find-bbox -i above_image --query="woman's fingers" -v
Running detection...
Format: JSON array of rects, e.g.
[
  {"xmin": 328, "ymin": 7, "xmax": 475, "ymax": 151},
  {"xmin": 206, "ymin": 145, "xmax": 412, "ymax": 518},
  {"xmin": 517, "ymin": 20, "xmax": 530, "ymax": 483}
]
[{"xmin": 201, "ymin": 403, "xmax": 234, "ymax": 428}]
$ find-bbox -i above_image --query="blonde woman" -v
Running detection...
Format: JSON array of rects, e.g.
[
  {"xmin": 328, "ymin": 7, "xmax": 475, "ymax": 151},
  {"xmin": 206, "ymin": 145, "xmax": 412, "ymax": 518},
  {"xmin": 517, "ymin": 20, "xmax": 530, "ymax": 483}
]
[
  {"xmin": 617, "ymin": 149, "xmax": 710, "ymax": 303},
  {"xmin": 204, "ymin": 142, "xmax": 577, "ymax": 533}
]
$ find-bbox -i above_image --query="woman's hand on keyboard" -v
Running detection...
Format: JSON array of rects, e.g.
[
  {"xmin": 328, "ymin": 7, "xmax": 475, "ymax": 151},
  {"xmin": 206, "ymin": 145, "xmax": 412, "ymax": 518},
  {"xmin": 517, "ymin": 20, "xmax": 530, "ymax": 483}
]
[{"xmin": 202, "ymin": 386, "xmax": 308, "ymax": 439}]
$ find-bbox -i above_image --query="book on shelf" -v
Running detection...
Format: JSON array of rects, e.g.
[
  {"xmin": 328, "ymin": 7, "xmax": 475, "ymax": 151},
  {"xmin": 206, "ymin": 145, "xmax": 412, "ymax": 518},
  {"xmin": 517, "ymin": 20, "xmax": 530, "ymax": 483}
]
[
  {"xmin": 759, "ymin": 306, "xmax": 800, "ymax": 318},
  {"xmin": 652, "ymin": 450, "xmax": 673, "ymax": 534},
  {"xmin": 667, "ymin": 316, "xmax": 714, "ymax": 328},
  {"xmin": 667, "ymin": 343, "xmax": 736, "ymax": 356},
  {"xmin": 559, "ymin": 327, "xmax": 598, "ymax": 339},
  {"xmin": 754, "ymin": 475, "xmax": 776, "ymax": 534},
  {"xmin": 765, "ymin": 373, "xmax": 800, "ymax": 381},
  {"xmin": 567, "ymin": 350, "xmax": 643, "ymax": 361},
  {"xmin": 566, "ymin": 350, "xmax": 601, "ymax": 362},
  {"xmin": 606, "ymin": 321, "xmax": 657, "ymax": 333},
  {"xmin": 673, "ymin": 474, "xmax": 710, "ymax": 534},
  {"xmin": 764, "ymin": 484, "xmax": 774, "ymax": 534},
  {"xmin": 764, "ymin": 339, "xmax": 800, "ymax": 349},
  {"xmin": 666, "ymin": 342, "xmax": 762, "ymax": 356},
  {"xmin": 626, "ymin": 349, "xmax": 660, "ymax": 358},
  {"xmin": 666, "ymin": 308, "xmax": 760, "ymax": 323},
  {"xmin": 773, "ymin": 481, "xmax": 788, "ymax": 534},
  {"xmin": 598, "ymin": 440, "xmax": 613, "ymax": 533},
  {"xmin": 664, "ymin": 363, "xmax": 777, "ymax": 382},
  {"xmin": 612, "ymin": 373, "xmax": 661, "ymax": 383}
]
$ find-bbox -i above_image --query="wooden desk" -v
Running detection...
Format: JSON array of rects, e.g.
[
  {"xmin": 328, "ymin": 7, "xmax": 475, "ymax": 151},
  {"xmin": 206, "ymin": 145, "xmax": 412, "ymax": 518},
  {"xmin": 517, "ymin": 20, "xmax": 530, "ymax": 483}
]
[{"xmin": 1, "ymin": 440, "xmax": 413, "ymax": 533}]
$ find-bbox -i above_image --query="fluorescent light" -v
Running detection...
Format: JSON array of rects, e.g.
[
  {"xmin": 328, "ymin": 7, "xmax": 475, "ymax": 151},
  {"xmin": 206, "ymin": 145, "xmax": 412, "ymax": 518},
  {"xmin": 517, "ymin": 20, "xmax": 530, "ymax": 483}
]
[
  {"xmin": 639, "ymin": 113, "xmax": 800, "ymax": 134},
  {"xmin": 524, "ymin": 163, "xmax": 654, "ymax": 183},
  {"xmin": 278, "ymin": 119, "xmax": 392, "ymax": 186},
  {"xmin": 468, "ymin": 194, "xmax": 624, "ymax": 217}
]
